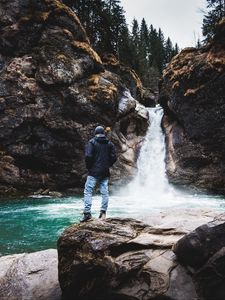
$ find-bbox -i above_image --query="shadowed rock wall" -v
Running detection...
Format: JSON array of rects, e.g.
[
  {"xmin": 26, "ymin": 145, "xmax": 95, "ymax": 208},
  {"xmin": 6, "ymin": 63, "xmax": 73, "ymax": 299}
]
[
  {"xmin": 159, "ymin": 18, "xmax": 225, "ymax": 193},
  {"xmin": 0, "ymin": 0, "xmax": 149, "ymax": 196}
]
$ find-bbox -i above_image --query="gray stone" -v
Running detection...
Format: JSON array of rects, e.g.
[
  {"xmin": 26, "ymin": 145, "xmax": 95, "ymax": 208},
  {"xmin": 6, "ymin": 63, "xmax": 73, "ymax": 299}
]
[
  {"xmin": 57, "ymin": 218, "xmax": 197, "ymax": 300},
  {"xmin": 0, "ymin": 249, "xmax": 61, "ymax": 300}
]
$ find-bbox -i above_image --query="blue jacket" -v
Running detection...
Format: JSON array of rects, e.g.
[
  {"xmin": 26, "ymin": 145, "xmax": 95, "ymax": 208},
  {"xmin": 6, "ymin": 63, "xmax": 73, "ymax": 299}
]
[{"xmin": 85, "ymin": 135, "xmax": 117, "ymax": 178}]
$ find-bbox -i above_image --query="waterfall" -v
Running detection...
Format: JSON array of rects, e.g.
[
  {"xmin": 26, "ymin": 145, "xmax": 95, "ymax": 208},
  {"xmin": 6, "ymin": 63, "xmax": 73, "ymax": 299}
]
[
  {"xmin": 133, "ymin": 106, "xmax": 168, "ymax": 193},
  {"xmin": 127, "ymin": 105, "xmax": 175, "ymax": 203},
  {"xmin": 114, "ymin": 105, "xmax": 223, "ymax": 213}
]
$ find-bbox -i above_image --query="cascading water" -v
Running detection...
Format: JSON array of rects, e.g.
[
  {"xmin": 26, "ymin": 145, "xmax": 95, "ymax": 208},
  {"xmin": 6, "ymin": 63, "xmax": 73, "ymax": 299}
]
[
  {"xmin": 131, "ymin": 106, "xmax": 170, "ymax": 198},
  {"xmin": 116, "ymin": 105, "xmax": 225, "ymax": 212},
  {"xmin": 119, "ymin": 105, "xmax": 178, "ymax": 209}
]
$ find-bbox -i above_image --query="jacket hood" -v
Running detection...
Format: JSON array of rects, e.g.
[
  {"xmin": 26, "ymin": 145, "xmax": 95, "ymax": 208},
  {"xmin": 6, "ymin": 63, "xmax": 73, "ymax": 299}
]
[{"xmin": 94, "ymin": 135, "xmax": 109, "ymax": 144}]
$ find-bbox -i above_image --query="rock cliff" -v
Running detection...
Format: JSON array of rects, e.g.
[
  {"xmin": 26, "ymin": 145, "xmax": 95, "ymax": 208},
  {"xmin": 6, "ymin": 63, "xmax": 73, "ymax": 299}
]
[
  {"xmin": 159, "ymin": 18, "xmax": 225, "ymax": 193},
  {"xmin": 0, "ymin": 0, "xmax": 148, "ymax": 197}
]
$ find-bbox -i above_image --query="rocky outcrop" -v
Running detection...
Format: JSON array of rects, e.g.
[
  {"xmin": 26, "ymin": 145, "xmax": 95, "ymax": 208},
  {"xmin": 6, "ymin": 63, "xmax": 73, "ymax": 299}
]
[
  {"xmin": 0, "ymin": 210, "xmax": 220, "ymax": 300},
  {"xmin": 0, "ymin": 249, "xmax": 60, "ymax": 300},
  {"xmin": 0, "ymin": 0, "xmax": 148, "ymax": 197},
  {"xmin": 173, "ymin": 214, "xmax": 225, "ymax": 300},
  {"xmin": 58, "ymin": 218, "xmax": 197, "ymax": 300},
  {"xmin": 159, "ymin": 18, "xmax": 225, "ymax": 193}
]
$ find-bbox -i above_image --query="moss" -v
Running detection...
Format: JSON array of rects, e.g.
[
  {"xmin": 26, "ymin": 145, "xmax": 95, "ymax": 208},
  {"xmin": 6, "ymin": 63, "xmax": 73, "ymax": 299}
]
[
  {"xmin": 88, "ymin": 74, "xmax": 101, "ymax": 86},
  {"xmin": 129, "ymin": 69, "xmax": 143, "ymax": 90},
  {"xmin": 43, "ymin": 0, "xmax": 88, "ymax": 42},
  {"xmin": 184, "ymin": 87, "xmax": 200, "ymax": 97},
  {"xmin": 18, "ymin": 11, "xmax": 50, "ymax": 25},
  {"xmin": 88, "ymin": 84, "xmax": 118, "ymax": 102},
  {"xmin": 71, "ymin": 41, "xmax": 102, "ymax": 64},
  {"xmin": 56, "ymin": 53, "xmax": 68, "ymax": 61},
  {"xmin": 102, "ymin": 53, "xmax": 119, "ymax": 66},
  {"xmin": 172, "ymin": 81, "xmax": 180, "ymax": 90}
]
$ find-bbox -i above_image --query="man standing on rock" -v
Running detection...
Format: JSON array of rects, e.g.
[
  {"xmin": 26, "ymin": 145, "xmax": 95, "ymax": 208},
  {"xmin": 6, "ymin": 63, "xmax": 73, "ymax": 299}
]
[{"xmin": 81, "ymin": 126, "xmax": 117, "ymax": 222}]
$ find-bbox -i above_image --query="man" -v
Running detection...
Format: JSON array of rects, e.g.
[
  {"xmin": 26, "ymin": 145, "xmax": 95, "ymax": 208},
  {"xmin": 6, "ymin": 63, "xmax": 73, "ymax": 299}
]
[{"xmin": 81, "ymin": 126, "xmax": 117, "ymax": 222}]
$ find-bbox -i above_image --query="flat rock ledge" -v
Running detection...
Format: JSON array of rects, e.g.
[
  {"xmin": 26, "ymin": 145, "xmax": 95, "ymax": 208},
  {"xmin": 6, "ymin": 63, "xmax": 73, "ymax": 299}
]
[{"xmin": 57, "ymin": 218, "xmax": 197, "ymax": 300}]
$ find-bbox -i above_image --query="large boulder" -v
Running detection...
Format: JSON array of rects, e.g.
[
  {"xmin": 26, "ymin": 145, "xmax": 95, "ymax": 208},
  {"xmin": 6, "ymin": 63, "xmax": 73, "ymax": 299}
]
[
  {"xmin": 57, "ymin": 218, "xmax": 197, "ymax": 300},
  {"xmin": 173, "ymin": 214, "xmax": 225, "ymax": 300},
  {"xmin": 0, "ymin": 0, "xmax": 148, "ymax": 197},
  {"xmin": 0, "ymin": 249, "xmax": 60, "ymax": 300},
  {"xmin": 159, "ymin": 18, "xmax": 225, "ymax": 193}
]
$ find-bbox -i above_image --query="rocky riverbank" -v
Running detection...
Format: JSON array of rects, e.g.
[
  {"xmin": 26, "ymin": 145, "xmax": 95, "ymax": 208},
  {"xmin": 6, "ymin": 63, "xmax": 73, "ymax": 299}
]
[
  {"xmin": 0, "ymin": 209, "xmax": 222, "ymax": 300},
  {"xmin": 159, "ymin": 18, "xmax": 225, "ymax": 193},
  {"xmin": 58, "ymin": 212, "xmax": 225, "ymax": 300},
  {"xmin": 0, "ymin": 0, "xmax": 150, "ymax": 197}
]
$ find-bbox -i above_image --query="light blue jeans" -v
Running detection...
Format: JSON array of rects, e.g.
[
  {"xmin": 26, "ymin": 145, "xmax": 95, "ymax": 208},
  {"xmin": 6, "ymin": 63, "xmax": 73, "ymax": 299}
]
[{"xmin": 83, "ymin": 176, "xmax": 109, "ymax": 213}]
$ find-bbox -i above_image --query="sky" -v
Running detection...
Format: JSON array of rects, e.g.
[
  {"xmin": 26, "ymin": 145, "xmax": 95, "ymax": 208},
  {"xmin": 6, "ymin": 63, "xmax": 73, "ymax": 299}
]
[{"xmin": 120, "ymin": 0, "xmax": 208, "ymax": 48}]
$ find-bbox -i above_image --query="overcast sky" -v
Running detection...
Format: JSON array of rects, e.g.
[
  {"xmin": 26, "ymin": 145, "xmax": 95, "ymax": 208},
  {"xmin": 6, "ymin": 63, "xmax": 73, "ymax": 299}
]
[{"xmin": 120, "ymin": 0, "xmax": 207, "ymax": 48}]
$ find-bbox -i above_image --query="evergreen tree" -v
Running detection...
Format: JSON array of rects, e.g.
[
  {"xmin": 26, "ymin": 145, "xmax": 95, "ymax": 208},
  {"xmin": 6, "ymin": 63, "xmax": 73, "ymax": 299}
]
[
  {"xmin": 196, "ymin": 38, "xmax": 202, "ymax": 48},
  {"xmin": 63, "ymin": 0, "xmax": 179, "ymax": 89},
  {"xmin": 164, "ymin": 37, "xmax": 173, "ymax": 64},
  {"xmin": 138, "ymin": 19, "xmax": 150, "ymax": 84},
  {"xmin": 174, "ymin": 43, "xmax": 179, "ymax": 54},
  {"xmin": 117, "ymin": 24, "xmax": 133, "ymax": 65},
  {"xmin": 102, "ymin": 0, "xmax": 127, "ymax": 54},
  {"xmin": 156, "ymin": 28, "xmax": 165, "ymax": 72},
  {"xmin": 202, "ymin": 0, "xmax": 225, "ymax": 41},
  {"xmin": 130, "ymin": 19, "xmax": 140, "ymax": 72}
]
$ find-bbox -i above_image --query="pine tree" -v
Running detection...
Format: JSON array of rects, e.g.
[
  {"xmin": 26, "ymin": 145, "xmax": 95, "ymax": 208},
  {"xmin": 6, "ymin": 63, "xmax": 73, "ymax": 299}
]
[
  {"xmin": 130, "ymin": 19, "xmax": 140, "ymax": 72},
  {"xmin": 102, "ymin": 0, "xmax": 127, "ymax": 54},
  {"xmin": 156, "ymin": 28, "xmax": 165, "ymax": 72},
  {"xmin": 202, "ymin": 0, "xmax": 225, "ymax": 41},
  {"xmin": 118, "ymin": 24, "xmax": 133, "ymax": 65},
  {"xmin": 164, "ymin": 37, "xmax": 173, "ymax": 64},
  {"xmin": 138, "ymin": 19, "xmax": 150, "ymax": 84},
  {"xmin": 64, "ymin": 0, "xmax": 179, "ymax": 89}
]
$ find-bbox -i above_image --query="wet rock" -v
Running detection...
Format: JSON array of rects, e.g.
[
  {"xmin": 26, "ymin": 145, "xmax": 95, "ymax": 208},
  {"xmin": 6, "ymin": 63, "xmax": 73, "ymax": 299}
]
[
  {"xmin": 173, "ymin": 213, "xmax": 225, "ymax": 269},
  {"xmin": 140, "ymin": 208, "xmax": 220, "ymax": 233},
  {"xmin": 194, "ymin": 246, "xmax": 225, "ymax": 300},
  {"xmin": 58, "ymin": 218, "xmax": 197, "ymax": 300},
  {"xmin": 118, "ymin": 90, "xmax": 136, "ymax": 117},
  {"xmin": 141, "ymin": 88, "xmax": 157, "ymax": 107},
  {"xmin": 0, "ymin": 249, "xmax": 61, "ymax": 300},
  {"xmin": 173, "ymin": 213, "xmax": 225, "ymax": 300},
  {"xmin": 31, "ymin": 188, "xmax": 62, "ymax": 198},
  {"xmin": 159, "ymin": 18, "xmax": 225, "ymax": 193},
  {"xmin": 0, "ymin": 0, "xmax": 148, "ymax": 196}
]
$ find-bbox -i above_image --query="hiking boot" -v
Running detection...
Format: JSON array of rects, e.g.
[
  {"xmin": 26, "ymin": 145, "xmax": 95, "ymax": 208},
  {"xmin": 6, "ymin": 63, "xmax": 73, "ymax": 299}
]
[
  {"xmin": 99, "ymin": 210, "xmax": 106, "ymax": 220},
  {"xmin": 80, "ymin": 212, "xmax": 92, "ymax": 223}
]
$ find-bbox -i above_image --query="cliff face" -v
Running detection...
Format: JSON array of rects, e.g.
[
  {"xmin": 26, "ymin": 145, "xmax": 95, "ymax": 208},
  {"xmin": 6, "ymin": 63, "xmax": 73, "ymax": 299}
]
[
  {"xmin": 0, "ymin": 0, "xmax": 148, "ymax": 196},
  {"xmin": 159, "ymin": 18, "xmax": 225, "ymax": 193}
]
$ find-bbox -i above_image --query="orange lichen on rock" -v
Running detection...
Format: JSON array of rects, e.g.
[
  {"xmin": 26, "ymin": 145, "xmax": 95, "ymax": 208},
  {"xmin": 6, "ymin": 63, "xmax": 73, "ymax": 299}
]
[
  {"xmin": 102, "ymin": 53, "xmax": 120, "ymax": 66},
  {"xmin": 86, "ymin": 73, "xmax": 118, "ymax": 102},
  {"xmin": 43, "ymin": 0, "xmax": 89, "ymax": 42},
  {"xmin": 87, "ymin": 74, "xmax": 101, "ymax": 86},
  {"xmin": 172, "ymin": 81, "xmax": 180, "ymax": 90},
  {"xmin": 184, "ymin": 85, "xmax": 205, "ymax": 97},
  {"xmin": 71, "ymin": 41, "xmax": 102, "ymax": 64},
  {"xmin": 129, "ymin": 69, "xmax": 143, "ymax": 90}
]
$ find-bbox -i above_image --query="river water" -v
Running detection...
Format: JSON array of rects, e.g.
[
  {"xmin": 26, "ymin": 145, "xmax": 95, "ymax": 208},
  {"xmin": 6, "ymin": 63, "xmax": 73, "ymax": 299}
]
[{"xmin": 1, "ymin": 106, "xmax": 225, "ymax": 255}]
